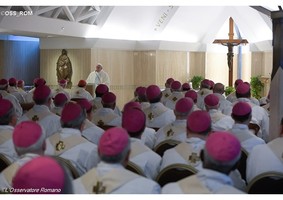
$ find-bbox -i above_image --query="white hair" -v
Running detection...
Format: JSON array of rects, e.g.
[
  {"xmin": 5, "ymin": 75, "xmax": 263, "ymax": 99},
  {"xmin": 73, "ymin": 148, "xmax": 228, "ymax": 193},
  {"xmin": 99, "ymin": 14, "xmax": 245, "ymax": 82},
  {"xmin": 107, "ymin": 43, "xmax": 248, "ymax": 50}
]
[
  {"xmin": 97, "ymin": 63, "xmax": 103, "ymax": 68},
  {"xmin": 204, "ymin": 148, "xmax": 241, "ymax": 168}
]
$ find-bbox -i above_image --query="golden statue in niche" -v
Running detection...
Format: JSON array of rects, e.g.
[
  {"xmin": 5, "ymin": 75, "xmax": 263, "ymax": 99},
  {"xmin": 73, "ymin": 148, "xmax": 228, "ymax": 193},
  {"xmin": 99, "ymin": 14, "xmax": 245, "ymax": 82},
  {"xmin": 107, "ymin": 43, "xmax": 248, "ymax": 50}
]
[{"xmin": 56, "ymin": 49, "xmax": 73, "ymax": 88}]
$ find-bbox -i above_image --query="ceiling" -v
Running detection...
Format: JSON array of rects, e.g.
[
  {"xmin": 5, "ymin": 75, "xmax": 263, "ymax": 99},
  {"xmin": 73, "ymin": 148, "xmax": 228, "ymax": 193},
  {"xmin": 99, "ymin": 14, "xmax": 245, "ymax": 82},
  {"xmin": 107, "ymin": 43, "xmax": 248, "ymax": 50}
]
[{"xmin": 0, "ymin": 5, "xmax": 281, "ymax": 51}]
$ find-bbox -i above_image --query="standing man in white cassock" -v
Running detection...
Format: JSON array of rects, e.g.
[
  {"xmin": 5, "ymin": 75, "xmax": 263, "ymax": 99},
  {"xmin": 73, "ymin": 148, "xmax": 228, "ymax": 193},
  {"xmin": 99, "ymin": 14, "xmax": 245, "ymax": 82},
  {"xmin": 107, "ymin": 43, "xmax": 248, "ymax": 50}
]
[{"xmin": 86, "ymin": 63, "xmax": 110, "ymax": 88}]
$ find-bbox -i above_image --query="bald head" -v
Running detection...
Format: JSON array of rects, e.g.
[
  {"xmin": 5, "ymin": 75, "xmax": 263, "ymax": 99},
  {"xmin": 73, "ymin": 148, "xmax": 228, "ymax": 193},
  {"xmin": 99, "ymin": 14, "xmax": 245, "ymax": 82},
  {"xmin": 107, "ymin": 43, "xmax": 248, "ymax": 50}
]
[{"xmin": 213, "ymin": 83, "xmax": 225, "ymax": 94}]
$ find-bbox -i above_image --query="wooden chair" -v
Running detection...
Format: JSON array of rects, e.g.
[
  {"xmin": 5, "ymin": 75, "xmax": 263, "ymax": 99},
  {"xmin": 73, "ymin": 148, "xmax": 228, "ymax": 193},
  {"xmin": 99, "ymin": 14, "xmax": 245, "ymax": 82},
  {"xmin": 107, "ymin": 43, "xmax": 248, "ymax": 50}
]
[
  {"xmin": 246, "ymin": 171, "xmax": 283, "ymax": 194},
  {"xmin": 151, "ymin": 127, "xmax": 160, "ymax": 132},
  {"xmin": 97, "ymin": 125, "xmax": 115, "ymax": 131},
  {"xmin": 153, "ymin": 139, "xmax": 180, "ymax": 157},
  {"xmin": 20, "ymin": 102, "xmax": 35, "ymax": 111},
  {"xmin": 125, "ymin": 161, "xmax": 145, "ymax": 177},
  {"xmin": 52, "ymin": 156, "xmax": 80, "ymax": 179},
  {"xmin": 0, "ymin": 153, "xmax": 11, "ymax": 172},
  {"xmin": 156, "ymin": 163, "xmax": 198, "ymax": 187},
  {"xmin": 248, "ymin": 123, "xmax": 260, "ymax": 136},
  {"xmin": 237, "ymin": 148, "xmax": 248, "ymax": 182}
]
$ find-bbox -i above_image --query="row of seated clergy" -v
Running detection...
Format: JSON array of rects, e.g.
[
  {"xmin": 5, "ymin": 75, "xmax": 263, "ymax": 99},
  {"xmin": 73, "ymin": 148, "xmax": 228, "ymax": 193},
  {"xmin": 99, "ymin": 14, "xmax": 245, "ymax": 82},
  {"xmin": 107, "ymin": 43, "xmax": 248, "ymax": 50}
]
[
  {"xmin": 0, "ymin": 79, "xmax": 23, "ymax": 119},
  {"xmin": 159, "ymin": 110, "xmax": 246, "ymax": 191},
  {"xmin": 0, "ymin": 86, "xmax": 268, "ymax": 161},
  {"xmin": 0, "ymin": 83, "xmax": 276, "ymax": 193},
  {"xmin": 0, "ymin": 94, "xmax": 282, "ymax": 194},
  {"xmin": 2, "ymin": 128, "xmax": 282, "ymax": 194},
  {"xmin": 4, "ymin": 75, "xmax": 270, "ymax": 144},
  {"xmin": 0, "ymin": 90, "xmax": 266, "ymax": 180},
  {"xmin": 176, "ymin": 78, "xmax": 269, "ymax": 143},
  {"xmin": 0, "ymin": 101, "xmax": 100, "ymax": 188},
  {"xmin": 73, "ymin": 129, "xmax": 246, "ymax": 194}
]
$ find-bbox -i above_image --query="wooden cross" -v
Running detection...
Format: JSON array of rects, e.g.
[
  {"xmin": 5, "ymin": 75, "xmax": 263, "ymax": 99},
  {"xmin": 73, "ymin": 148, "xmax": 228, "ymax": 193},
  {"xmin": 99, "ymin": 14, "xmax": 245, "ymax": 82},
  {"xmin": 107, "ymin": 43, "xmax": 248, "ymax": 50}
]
[
  {"xmin": 166, "ymin": 128, "xmax": 174, "ymax": 137},
  {"xmin": 148, "ymin": 112, "xmax": 154, "ymax": 121},
  {"xmin": 213, "ymin": 17, "xmax": 248, "ymax": 86},
  {"xmin": 188, "ymin": 152, "xmax": 200, "ymax": 164},
  {"xmin": 32, "ymin": 115, "xmax": 39, "ymax": 121},
  {"xmin": 93, "ymin": 181, "xmax": 106, "ymax": 194}
]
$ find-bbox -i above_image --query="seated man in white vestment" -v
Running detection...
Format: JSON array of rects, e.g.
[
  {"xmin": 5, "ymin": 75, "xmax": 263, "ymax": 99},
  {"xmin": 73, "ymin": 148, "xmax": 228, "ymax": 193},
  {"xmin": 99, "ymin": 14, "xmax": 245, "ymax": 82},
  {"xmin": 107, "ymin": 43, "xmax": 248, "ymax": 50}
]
[
  {"xmin": 161, "ymin": 77, "xmax": 174, "ymax": 104},
  {"xmin": 71, "ymin": 79, "xmax": 94, "ymax": 102},
  {"xmin": 196, "ymin": 79, "xmax": 213, "ymax": 110},
  {"xmin": 73, "ymin": 127, "xmax": 161, "ymax": 194},
  {"xmin": 51, "ymin": 79, "xmax": 71, "ymax": 100},
  {"xmin": 162, "ymin": 132, "xmax": 245, "ymax": 194},
  {"xmin": 0, "ymin": 121, "xmax": 46, "ymax": 189},
  {"xmin": 160, "ymin": 110, "xmax": 211, "ymax": 172},
  {"xmin": 246, "ymin": 117, "xmax": 283, "ymax": 183},
  {"xmin": 12, "ymin": 156, "xmax": 74, "ymax": 194},
  {"xmin": 73, "ymin": 98, "xmax": 104, "ymax": 145},
  {"xmin": 185, "ymin": 90, "xmax": 201, "ymax": 111},
  {"xmin": 0, "ymin": 78, "xmax": 22, "ymax": 119},
  {"xmin": 45, "ymin": 102, "xmax": 100, "ymax": 176},
  {"xmin": 122, "ymin": 107, "xmax": 161, "ymax": 179},
  {"xmin": 212, "ymin": 82, "xmax": 232, "ymax": 114},
  {"xmin": 143, "ymin": 85, "xmax": 175, "ymax": 129},
  {"xmin": 204, "ymin": 94, "xmax": 234, "ymax": 131},
  {"xmin": 229, "ymin": 101, "xmax": 265, "ymax": 154},
  {"xmin": 18, "ymin": 85, "xmax": 61, "ymax": 138},
  {"xmin": 91, "ymin": 84, "xmax": 121, "ymax": 116},
  {"xmin": 51, "ymin": 93, "xmax": 69, "ymax": 116},
  {"xmin": 92, "ymin": 92, "xmax": 121, "ymax": 127},
  {"xmin": 154, "ymin": 97, "xmax": 194, "ymax": 148},
  {"xmin": 7, "ymin": 77, "xmax": 26, "ymax": 104},
  {"xmin": 123, "ymin": 101, "xmax": 156, "ymax": 149},
  {"xmin": 226, "ymin": 83, "xmax": 270, "ymax": 142},
  {"xmin": 164, "ymin": 80, "xmax": 184, "ymax": 110},
  {"xmin": 0, "ymin": 99, "xmax": 19, "ymax": 163}
]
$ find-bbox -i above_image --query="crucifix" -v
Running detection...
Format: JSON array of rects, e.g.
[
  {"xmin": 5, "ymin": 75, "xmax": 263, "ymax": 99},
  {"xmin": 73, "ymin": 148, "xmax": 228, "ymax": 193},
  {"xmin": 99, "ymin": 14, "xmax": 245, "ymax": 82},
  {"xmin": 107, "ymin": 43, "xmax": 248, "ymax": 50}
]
[{"xmin": 213, "ymin": 17, "xmax": 248, "ymax": 86}]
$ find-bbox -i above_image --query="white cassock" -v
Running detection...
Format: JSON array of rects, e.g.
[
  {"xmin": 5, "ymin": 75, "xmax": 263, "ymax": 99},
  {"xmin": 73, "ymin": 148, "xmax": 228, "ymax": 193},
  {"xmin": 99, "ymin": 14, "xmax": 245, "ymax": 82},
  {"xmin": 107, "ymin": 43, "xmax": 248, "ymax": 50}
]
[
  {"xmin": 246, "ymin": 137, "xmax": 283, "ymax": 183},
  {"xmin": 0, "ymin": 125, "xmax": 19, "ymax": 163},
  {"xmin": 129, "ymin": 138, "xmax": 161, "ymax": 180},
  {"xmin": 86, "ymin": 70, "xmax": 110, "ymax": 87},
  {"xmin": 73, "ymin": 161, "xmax": 161, "ymax": 194},
  {"xmin": 45, "ymin": 128, "xmax": 100, "ymax": 176},
  {"xmin": 229, "ymin": 124, "xmax": 265, "ymax": 154}
]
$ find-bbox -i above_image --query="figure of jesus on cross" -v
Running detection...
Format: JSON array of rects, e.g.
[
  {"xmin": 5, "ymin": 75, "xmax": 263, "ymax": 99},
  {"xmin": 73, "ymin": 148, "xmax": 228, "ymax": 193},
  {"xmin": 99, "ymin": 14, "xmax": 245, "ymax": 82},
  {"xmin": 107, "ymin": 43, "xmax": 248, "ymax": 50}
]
[{"xmin": 213, "ymin": 17, "xmax": 248, "ymax": 86}]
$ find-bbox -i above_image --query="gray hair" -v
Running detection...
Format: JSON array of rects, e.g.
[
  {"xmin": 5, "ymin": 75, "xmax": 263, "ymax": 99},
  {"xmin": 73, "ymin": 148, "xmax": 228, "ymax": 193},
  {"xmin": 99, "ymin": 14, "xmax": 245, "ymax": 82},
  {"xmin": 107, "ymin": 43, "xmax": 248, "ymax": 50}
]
[
  {"xmin": 61, "ymin": 109, "xmax": 86, "ymax": 130},
  {"xmin": 97, "ymin": 63, "xmax": 103, "ymax": 68},
  {"xmin": 99, "ymin": 138, "xmax": 131, "ymax": 164},
  {"xmin": 203, "ymin": 148, "xmax": 241, "ymax": 169}
]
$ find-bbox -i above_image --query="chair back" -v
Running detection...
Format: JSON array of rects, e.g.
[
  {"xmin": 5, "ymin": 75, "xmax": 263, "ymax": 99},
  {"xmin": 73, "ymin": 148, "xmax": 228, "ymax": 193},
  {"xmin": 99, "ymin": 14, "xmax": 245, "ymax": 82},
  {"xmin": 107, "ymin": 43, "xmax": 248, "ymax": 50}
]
[
  {"xmin": 97, "ymin": 125, "xmax": 115, "ymax": 131},
  {"xmin": 125, "ymin": 161, "xmax": 145, "ymax": 177},
  {"xmin": 248, "ymin": 123, "xmax": 260, "ymax": 136},
  {"xmin": 247, "ymin": 171, "xmax": 283, "ymax": 194},
  {"xmin": 154, "ymin": 139, "xmax": 180, "ymax": 157},
  {"xmin": 0, "ymin": 153, "xmax": 11, "ymax": 172},
  {"xmin": 53, "ymin": 156, "xmax": 80, "ymax": 179},
  {"xmin": 151, "ymin": 127, "xmax": 160, "ymax": 132},
  {"xmin": 156, "ymin": 163, "xmax": 198, "ymax": 187},
  {"xmin": 237, "ymin": 148, "xmax": 248, "ymax": 182}
]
